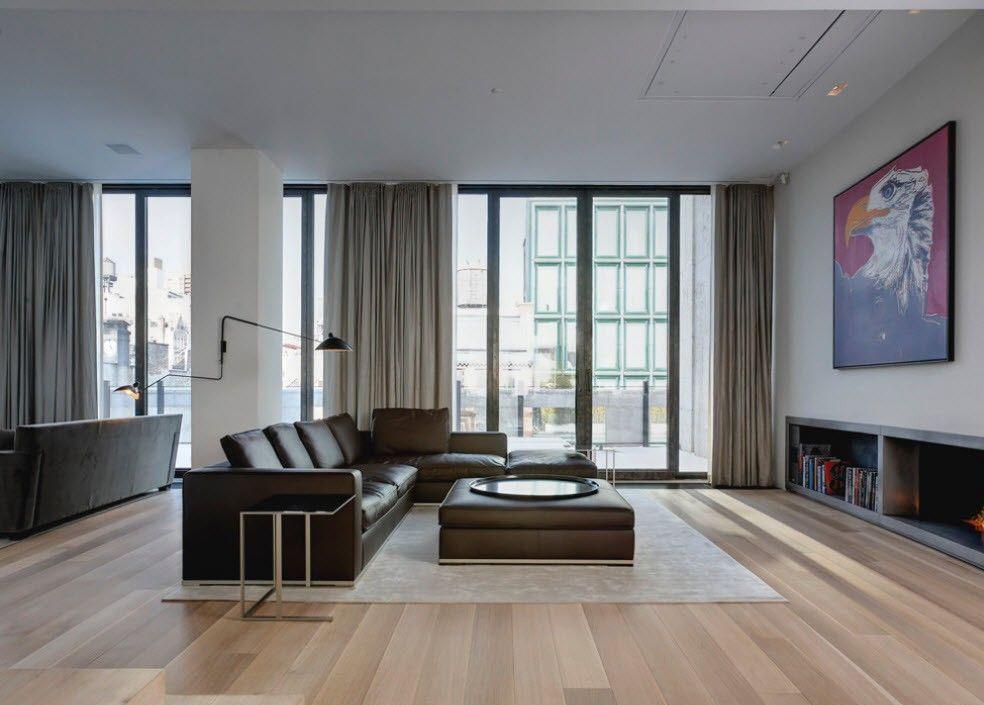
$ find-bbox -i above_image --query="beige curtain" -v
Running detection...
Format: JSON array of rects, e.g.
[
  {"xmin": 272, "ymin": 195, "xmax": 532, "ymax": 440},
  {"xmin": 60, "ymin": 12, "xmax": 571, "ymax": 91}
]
[
  {"xmin": 324, "ymin": 183, "xmax": 454, "ymax": 427},
  {"xmin": 711, "ymin": 184, "xmax": 774, "ymax": 487}
]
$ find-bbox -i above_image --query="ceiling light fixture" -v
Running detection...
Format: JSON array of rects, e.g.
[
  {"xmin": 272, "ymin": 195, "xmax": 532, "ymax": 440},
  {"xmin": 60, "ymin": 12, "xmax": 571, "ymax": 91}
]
[
  {"xmin": 772, "ymin": 139, "xmax": 790, "ymax": 151},
  {"xmin": 908, "ymin": 9, "xmax": 922, "ymax": 14},
  {"xmin": 827, "ymin": 82, "xmax": 848, "ymax": 97}
]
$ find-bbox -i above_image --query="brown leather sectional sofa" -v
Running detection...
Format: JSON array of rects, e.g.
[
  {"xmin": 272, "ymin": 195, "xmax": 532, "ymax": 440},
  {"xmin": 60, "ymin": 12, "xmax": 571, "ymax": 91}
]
[{"xmin": 183, "ymin": 407, "xmax": 536, "ymax": 584}]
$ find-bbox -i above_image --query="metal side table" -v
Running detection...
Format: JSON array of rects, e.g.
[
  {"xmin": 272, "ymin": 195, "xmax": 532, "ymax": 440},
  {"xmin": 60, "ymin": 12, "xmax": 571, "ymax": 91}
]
[
  {"xmin": 239, "ymin": 493, "xmax": 354, "ymax": 621},
  {"xmin": 581, "ymin": 447, "xmax": 616, "ymax": 485}
]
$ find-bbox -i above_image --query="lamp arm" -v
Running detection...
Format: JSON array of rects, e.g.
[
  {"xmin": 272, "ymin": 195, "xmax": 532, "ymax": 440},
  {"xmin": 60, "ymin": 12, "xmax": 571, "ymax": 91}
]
[
  {"xmin": 143, "ymin": 371, "xmax": 223, "ymax": 390},
  {"xmin": 218, "ymin": 315, "xmax": 321, "ymax": 359}
]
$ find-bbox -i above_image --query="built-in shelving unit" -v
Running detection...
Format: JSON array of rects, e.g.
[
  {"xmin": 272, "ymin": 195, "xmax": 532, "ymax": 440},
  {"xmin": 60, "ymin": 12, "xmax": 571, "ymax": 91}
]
[{"xmin": 786, "ymin": 417, "xmax": 984, "ymax": 569}]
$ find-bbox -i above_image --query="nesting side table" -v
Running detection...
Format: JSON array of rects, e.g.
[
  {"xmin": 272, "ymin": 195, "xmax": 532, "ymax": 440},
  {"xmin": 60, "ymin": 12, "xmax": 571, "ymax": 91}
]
[{"xmin": 239, "ymin": 493, "xmax": 354, "ymax": 621}]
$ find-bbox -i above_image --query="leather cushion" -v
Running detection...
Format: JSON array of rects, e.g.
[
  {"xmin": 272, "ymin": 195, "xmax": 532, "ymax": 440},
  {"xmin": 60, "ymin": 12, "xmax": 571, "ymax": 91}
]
[
  {"xmin": 0, "ymin": 430, "xmax": 14, "ymax": 451},
  {"xmin": 371, "ymin": 408, "xmax": 450, "ymax": 455},
  {"xmin": 220, "ymin": 429, "xmax": 283, "ymax": 469},
  {"xmin": 506, "ymin": 449, "xmax": 597, "ymax": 478},
  {"xmin": 373, "ymin": 453, "xmax": 505, "ymax": 482},
  {"xmin": 439, "ymin": 478, "xmax": 634, "ymax": 530},
  {"xmin": 361, "ymin": 480, "xmax": 398, "ymax": 530},
  {"xmin": 294, "ymin": 420, "xmax": 345, "ymax": 469},
  {"xmin": 326, "ymin": 413, "xmax": 363, "ymax": 465},
  {"xmin": 263, "ymin": 423, "xmax": 314, "ymax": 468},
  {"xmin": 353, "ymin": 463, "xmax": 417, "ymax": 497}
]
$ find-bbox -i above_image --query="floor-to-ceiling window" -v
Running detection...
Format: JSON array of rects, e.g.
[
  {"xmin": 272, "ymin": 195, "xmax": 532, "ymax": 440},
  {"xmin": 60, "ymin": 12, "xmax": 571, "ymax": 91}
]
[
  {"xmin": 100, "ymin": 186, "xmax": 192, "ymax": 467},
  {"xmin": 453, "ymin": 186, "xmax": 712, "ymax": 479},
  {"xmin": 282, "ymin": 186, "xmax": 328, "ymax": 422}
]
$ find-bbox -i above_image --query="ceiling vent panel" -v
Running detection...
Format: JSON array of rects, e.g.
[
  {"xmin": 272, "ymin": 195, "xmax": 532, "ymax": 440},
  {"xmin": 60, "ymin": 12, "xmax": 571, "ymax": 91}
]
[{"xmin": 643, "ymin": 10, "xmax": 878, "ymax": 100}]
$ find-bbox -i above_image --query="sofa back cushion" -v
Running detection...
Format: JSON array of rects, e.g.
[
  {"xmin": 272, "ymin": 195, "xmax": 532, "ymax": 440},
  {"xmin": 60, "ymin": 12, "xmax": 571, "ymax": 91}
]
[
  {"xmin": 294, "ymin": 420, "xmax": 345, "ymax": 468},
  {"xmin": 0, "ymin": 429, "xmax": 14, "ymax": 451},
  {"xmin": 263, "ymin": 423, "xmax": 314, "ymax": 468},
  {"xmin": 220, "ymin": 429, "xmax": 283, "ymax": 469},
  {"xmin": 326, "ymin": 413, "xmax": 363, "ymax": 465},
  {"xmin": 371, "ymin": 407, "xmax": 450, "ymax": 455}
]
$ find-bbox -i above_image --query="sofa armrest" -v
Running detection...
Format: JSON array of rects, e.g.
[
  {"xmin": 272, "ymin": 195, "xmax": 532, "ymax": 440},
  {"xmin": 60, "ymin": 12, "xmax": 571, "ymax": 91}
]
[
  {"xmin": 181, "ymin": 466, "xmax": 366, "ymax": 583},
  {"xmin": 449, "ymin": 431, "xmax": 508, "ymax": 457},
  {"xmin": 0, "ymin": 451, "xmax": 42, "ymax": 534}
]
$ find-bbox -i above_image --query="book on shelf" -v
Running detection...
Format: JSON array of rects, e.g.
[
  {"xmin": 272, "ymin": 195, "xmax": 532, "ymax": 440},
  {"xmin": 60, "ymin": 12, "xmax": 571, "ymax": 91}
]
[
  {"xmin": 793, "ymin": 444, "xmax": 877, "ymax": 509},
  {"xmin": 845, "ymin": 466, "xmax": 878, "ymax": 511}
]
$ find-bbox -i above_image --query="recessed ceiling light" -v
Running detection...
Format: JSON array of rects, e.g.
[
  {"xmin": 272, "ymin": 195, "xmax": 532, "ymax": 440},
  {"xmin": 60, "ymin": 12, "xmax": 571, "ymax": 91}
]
[
  {"xmin": 908, "ymin": 9, "xmax": 922, "ymax": 14},
  {"xmin": 827, "ymin": 82, "xmax": 848, "ymax": 97},
  {"xmin": 106, "ymin": 143, "xmax": 140, "ymax": 155},
  {"xmin": 772, "ymin": 139, "xmax": 790, "ymax": 150}
]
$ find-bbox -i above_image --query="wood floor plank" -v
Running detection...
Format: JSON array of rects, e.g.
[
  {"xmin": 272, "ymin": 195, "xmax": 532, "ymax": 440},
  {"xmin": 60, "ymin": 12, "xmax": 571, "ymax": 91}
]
[
  {"xmin": 548, "ymin": 604, "xmax": 610, "ymax": 690},
  {"xmin": 361, "ymin": 604, "xmax": 440, "ymax": 705},
  {"xmin": 563, "ymin": 689, "xmax": 618, "ymax": 705},
  {"xmin": 618, "ymin": 604, "xmax": 717, "ymax": 705},
  {"xmin": 583, "ymin": 604, "xmax": 668, "ymax": 705},
  {"xmin": 309, "ymin": 604, "xmax": 405, "ymax": 705},
  {"xmin": 269, "ymin": 603, "xmax": 369, "ymax": 702},
  {"xmin": 512, "ymin": 605, "xmax": 566, "ymax": 705},
  {"xmin": 463, "ymin": 605, "xmax": 514, "ymax": 705},
  {"xmin": 412, "ymin": 604, "xmax": 476, "ymax": 705}
]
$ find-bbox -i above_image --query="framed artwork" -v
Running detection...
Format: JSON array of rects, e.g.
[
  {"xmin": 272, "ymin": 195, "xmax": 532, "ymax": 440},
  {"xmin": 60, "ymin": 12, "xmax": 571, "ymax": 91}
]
[{"xmin": 833, "ymin": 122, "xmax": 955, "ymax": 369}]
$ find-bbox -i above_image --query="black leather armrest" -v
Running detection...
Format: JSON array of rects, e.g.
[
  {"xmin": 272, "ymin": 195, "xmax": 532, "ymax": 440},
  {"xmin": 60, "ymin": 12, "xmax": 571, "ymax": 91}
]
[
  {"xmin": 0, "ymin": 451, "xmax": 42, "ymax": 534},
  {"xmin": 449, "ymin": 432, "xmax": 508, "ymax": 457},
  {"xmin": 181, "ymin": 467, "xmax": 365, "ymax": 583}
]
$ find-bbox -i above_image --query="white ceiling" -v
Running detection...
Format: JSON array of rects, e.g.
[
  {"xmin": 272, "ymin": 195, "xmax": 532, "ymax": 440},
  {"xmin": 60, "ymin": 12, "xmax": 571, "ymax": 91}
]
[{"xmin": 0, "ymin": 8, "xmax": 974, "ymax": 183}]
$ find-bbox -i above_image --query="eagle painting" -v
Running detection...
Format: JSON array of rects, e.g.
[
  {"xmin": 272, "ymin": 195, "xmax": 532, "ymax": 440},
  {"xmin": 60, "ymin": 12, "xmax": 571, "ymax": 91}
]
[{"xmin": 833, "ymin": 123, "xmax": 953, "ymax": 368}]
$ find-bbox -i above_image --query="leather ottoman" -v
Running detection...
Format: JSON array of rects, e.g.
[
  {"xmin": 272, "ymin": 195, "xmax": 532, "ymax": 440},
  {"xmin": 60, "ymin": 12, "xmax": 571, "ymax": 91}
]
[{"xmin": 438, "ymin": 478, "xmax": 634, "ymax": 564}]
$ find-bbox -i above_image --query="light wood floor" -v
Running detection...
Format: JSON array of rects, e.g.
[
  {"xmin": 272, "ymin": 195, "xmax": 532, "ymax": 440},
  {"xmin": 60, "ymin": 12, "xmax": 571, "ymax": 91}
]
[{"xmin": 0, "ymin": 487, "xmax": 982, "ymax": 705}]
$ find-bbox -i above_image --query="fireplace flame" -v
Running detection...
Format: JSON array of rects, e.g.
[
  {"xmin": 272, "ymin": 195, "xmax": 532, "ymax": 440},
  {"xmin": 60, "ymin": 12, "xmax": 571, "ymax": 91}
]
[{"xmin": 965, "ymin": 507, "xmax": 984, "ymax": 533}]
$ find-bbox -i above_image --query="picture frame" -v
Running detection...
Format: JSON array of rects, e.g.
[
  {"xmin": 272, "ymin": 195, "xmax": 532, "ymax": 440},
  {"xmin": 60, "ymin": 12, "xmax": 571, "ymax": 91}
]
[{"xmin": 832, "ymin": 121, "xmax": 955, "ymax": 369}]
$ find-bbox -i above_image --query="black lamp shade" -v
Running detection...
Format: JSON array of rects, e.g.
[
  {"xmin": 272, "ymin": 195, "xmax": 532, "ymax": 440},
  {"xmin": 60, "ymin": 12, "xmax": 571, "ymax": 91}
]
[
  {"xmin": 316, "ymin": 332, "xmax": 353, "ymax": 352},
  {"xmin": 113, "ymin": 383, "xmax": 141, "ymax": 400}
]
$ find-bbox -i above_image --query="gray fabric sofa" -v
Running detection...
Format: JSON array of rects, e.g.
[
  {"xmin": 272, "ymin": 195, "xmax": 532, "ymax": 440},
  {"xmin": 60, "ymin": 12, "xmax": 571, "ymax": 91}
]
[{"xmin": 0, "ymin": 415, "xmax": 181, "ymax": 536}]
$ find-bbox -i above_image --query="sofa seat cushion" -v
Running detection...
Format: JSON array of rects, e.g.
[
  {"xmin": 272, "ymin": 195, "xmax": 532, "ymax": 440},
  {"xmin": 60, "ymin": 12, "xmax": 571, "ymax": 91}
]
[
  {"xmin": 361, "ymin": 480, "xmax": 399, "ymax": 530},
  {"xmin": 353, "ymin": 463, "xmax": 417, "ymax": 498},
  {"xmin": 220, "ymin": 429, "xmax": 283, "ymax": 469},
  {"xmin": 294, "ymin": 420, "xmax": 345, "ymax": 469},
  {"xmin": 263, "ymin": 423, "xmax": 314, "ymax": 468},
  {"xmin": 374, "ymin": 453, "xmax": 505, "ymax": 482},
  {"xmin": 506, "ymin": 449, "xmax": 597, "ymax": 478}
]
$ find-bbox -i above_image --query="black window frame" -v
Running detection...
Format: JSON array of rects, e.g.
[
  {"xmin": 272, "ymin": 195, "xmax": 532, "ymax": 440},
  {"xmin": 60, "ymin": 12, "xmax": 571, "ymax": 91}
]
[
  {"xmin": 283, "ymin": 185, "xmax": 329, "ymax": 421},
  {"xmin": 457, "ymin": 184, "xmax": 710, "ymax": 477},
  {"xmin": 101, "ymin": 184, "xmax": 192, "ymax": 464}
]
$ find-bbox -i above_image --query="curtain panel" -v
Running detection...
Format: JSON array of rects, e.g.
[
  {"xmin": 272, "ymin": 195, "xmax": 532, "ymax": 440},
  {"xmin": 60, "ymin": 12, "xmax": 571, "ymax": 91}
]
[
  {"xmin": 710, "ymin": 184, "xmax": 774, "ymax": 487},
  {"xmin": 0, "ymin": 182, "xmax": 97, "ymax": 428},
  {"xmin": 324, "ymin": 182, "xmax": 454, "ymax": 427}
]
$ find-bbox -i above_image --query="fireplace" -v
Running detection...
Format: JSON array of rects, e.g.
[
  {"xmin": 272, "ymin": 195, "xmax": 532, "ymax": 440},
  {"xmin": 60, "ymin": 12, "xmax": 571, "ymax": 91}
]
[{"xmin": 883, "ymin": 437, "xmax": 984, "ymax": 552}]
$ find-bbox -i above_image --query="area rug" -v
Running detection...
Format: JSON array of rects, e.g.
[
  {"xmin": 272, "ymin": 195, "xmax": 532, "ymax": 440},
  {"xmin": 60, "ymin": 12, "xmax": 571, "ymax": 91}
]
[{"xmin": 164, "ymin": 489, "xmax": 783, "ymax": 604}]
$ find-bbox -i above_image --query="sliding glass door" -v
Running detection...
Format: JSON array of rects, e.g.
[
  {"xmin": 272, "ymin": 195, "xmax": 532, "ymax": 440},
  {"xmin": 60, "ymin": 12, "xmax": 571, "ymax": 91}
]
[
  {"xmin": 499, "ymin": 196, "xmax": 577, "ymax": 448},
  {"xmin": 454, "ymin": 186, "xmax": 711, "ymax": 479},
  {"xmin": 100, "ymin": 186, "xmax": 192, "ymax": 467}
]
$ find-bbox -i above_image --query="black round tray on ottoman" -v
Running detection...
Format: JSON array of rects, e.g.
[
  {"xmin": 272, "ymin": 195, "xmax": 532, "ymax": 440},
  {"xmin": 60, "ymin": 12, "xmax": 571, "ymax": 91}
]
[{"xmin": 438, "ymin": 477, "xmax": 634, "ymax": 565}]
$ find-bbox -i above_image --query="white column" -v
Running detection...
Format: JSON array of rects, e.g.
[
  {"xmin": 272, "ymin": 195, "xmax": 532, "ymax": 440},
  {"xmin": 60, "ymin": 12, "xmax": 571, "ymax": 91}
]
[{"xmin": 190, "ymin": 149, "xmax": 283, "ymax": 466}]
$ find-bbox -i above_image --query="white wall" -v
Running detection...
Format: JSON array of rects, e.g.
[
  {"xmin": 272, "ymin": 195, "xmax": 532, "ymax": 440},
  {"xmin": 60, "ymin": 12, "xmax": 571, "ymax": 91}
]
[
  {"xmin": 773, "ymin": 13, "xmax": 984, "ymax": 486},
  {"xmin": 190, "ymin": 149, "xmax": 283, "ymax": 466}
]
